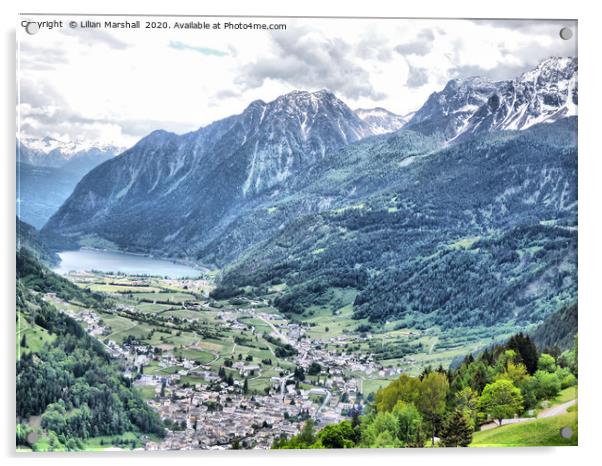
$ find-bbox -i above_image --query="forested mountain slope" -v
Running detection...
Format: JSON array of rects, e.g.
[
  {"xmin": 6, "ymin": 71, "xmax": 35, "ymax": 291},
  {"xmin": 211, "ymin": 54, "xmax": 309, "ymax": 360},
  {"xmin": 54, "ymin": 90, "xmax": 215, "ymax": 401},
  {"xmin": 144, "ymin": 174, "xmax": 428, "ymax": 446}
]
[
  {"xmin": 16, "ymin": 249, "xmax": 164, "ymax": 450},
  {"xmin": 220, "ymin": 118, "xmax": 577, "ymax": 328}
]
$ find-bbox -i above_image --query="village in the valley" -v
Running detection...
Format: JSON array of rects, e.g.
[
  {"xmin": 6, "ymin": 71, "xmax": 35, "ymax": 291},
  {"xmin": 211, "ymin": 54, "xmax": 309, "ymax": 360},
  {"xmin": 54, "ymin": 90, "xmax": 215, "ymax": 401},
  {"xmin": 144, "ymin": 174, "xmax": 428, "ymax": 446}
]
[{"xmin": 44, "ymin": 272, "xmax": 408, "ymax": 450}]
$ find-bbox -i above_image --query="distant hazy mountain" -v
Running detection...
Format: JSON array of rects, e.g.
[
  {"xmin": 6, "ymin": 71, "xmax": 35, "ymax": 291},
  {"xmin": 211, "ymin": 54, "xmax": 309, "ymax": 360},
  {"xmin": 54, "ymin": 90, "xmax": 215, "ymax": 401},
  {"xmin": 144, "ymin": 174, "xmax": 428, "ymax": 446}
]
[
  {"xmin": 17, "ymin": 136, "xmax": 124, "ymax": 168},
  {"xmin": 17, "ymin": 138, "xmax": 123, "ymax": 228},
  {"xmin": 406, "ymin": 57, "xmax": 577, "ymax": 141},
  {"xmin": 43, "ymin": 90, "xmax": 375, "ymax": 252},
  {"xmin": 354, "ymin": 107, "xmax": 409, "ymax": 134}
]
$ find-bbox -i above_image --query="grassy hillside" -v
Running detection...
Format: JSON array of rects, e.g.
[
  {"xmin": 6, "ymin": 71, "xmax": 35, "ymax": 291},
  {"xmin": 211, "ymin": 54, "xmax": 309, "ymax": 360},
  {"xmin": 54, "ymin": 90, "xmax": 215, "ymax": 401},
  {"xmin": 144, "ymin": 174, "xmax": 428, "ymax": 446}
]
[{"xmin": 471, "ymin": 410, "xmax": 578, "ymax": 447}]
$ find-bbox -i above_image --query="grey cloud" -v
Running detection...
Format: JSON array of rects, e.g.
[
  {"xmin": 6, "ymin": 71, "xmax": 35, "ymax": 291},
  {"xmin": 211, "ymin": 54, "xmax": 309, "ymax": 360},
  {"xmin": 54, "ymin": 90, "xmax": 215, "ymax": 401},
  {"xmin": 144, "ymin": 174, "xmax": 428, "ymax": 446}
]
[
  {"xmin": 450, "ymin": 63, "xmax": 528, "ymax": 82},
  {"xmin": 406, "ymin": 65, "xmax": 430, "ymax": 88},
  {"xmin": 19, "ymin": 42, "xmax": 69, "ymax": 70},
  {"xmin": 226, "ymin": 44, "xmax": 239, "ymax": 57},
  {"xmin": 19, "ymin": 79, "xmax": 65, "ymax": 108},
  {"xmin": 19, "ymin": 29, "xmax": 130, "ymax": 72},
  {"xmin": 215, "ymin": 89, "xmax": 241, "ymax": 99},
  {"xmin": 61, "ymin": 28, "xmax": 130, "ymax": 49},
  {"xmin": 449, "ymin": 36, "xmax": 577, "ymax": 83},
  {"xmin": 355, "ymin": 36, "xmax": 393, "ymax": 61},
  {"xmin": 395, "ymin": 29, "xmax": 435, "ymax": 56},
  {"xmin": 236, "ymin": 29, "xmax": 385, "ymax": 101},
  {"xmin": 470, "ymin": 19, "xmax": 576, "ymax": 34},
  {"xmin": 18, "ymin": 78, "xmax": 195, "ymax": 145},
  {"xmin": 21, "ymin": 108, "xmax": 195, "ymax": 145}
]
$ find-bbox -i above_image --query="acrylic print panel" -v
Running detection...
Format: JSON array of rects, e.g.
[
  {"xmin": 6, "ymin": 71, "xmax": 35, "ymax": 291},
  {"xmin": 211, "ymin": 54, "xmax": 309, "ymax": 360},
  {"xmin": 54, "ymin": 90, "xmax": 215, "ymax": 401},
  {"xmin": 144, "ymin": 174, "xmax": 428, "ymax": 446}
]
[{"xmin": 16, "ymin": 15, "xmax": 577, "ymax": 451}]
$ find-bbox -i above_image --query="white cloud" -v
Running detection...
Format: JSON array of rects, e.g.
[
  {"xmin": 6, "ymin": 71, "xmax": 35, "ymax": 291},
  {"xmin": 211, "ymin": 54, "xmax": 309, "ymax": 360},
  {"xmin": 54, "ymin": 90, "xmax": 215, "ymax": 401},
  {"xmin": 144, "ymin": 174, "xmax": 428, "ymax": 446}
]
[{"xmin": 17, "ymin": 17, "xmax": 577, "ymax": 147}]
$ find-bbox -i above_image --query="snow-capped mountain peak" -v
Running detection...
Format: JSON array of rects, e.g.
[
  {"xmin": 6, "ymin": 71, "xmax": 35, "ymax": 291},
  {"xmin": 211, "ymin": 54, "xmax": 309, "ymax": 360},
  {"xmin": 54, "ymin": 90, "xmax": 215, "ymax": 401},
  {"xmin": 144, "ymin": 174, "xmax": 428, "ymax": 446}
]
[
  {"xmin": 354, "ymin": 107, "xmax": 409, "ymax": 135},
  {"xmin": 18, "ymin": 136, "xmax": 125, "ymax": 168},
  {"xmin": 406, "ymin": 56, "xmax": 577, "ymax": 141},
  {"xmin": 20, "ymin": 136, "xmax": 124, "ymax": 158},
  {"xmin": 520, "ymin": 56, "xmax": 576, "ymax": 83},
  {"xmin": 233, "ymin": 89, "xmax": 373, "ymax": 194}
]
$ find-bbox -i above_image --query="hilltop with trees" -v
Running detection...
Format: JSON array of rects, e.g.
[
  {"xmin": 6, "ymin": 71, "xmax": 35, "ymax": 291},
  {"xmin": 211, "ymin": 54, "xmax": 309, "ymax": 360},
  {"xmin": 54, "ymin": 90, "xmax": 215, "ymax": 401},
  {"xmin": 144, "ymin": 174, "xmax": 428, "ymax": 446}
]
[{"xmin": 273, "ymin": 330, "xmax": 577, "ymax": 449}]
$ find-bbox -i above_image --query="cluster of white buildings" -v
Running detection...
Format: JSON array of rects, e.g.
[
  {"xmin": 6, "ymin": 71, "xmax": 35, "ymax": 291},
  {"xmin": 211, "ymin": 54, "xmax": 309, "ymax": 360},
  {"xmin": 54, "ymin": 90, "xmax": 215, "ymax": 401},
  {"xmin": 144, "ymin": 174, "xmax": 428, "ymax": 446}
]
[{"xmin": 45, "ymin": 279, "xmax": 410, "ymax": 450}]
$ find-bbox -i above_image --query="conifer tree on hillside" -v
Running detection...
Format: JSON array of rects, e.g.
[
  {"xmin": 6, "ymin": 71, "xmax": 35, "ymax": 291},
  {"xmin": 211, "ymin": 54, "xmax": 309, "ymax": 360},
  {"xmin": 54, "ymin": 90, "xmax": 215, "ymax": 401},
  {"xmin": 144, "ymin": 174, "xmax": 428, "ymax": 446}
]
[{"xmin": 440, "ymin": 409, "xmax": 473, "ymax": 447}]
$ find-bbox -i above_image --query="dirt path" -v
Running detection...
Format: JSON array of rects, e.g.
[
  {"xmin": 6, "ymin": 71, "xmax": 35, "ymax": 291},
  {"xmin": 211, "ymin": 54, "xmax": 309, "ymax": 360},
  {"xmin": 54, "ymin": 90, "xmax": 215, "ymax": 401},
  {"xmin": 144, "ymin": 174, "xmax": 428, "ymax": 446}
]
[
  {"xmin": 480, "ymin": 398, "xmax": 576, "ymax": 431},
  {"xmin": 538, "ymin": 399, "xmax": 576, "ymax": 418}
]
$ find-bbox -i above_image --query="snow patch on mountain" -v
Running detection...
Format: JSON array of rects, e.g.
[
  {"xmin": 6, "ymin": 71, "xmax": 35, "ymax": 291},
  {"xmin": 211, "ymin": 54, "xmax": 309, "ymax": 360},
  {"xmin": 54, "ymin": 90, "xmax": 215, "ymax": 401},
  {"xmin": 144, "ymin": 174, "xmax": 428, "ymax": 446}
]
[
  {"xmin": 355, "ymin": 107, "xmax": 409, "ymax": 135},
  {"xmin": 406, "ymin": 57, "xmax": 578, "ymax": 141}
]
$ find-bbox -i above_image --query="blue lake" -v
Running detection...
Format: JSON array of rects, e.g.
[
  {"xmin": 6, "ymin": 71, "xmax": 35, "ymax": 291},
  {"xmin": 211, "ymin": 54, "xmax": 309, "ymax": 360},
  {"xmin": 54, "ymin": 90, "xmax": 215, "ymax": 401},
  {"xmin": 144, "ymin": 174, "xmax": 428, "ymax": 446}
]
[{"xmin": 53, "ymin": 249, "xmax": 201, "ymax": 279}]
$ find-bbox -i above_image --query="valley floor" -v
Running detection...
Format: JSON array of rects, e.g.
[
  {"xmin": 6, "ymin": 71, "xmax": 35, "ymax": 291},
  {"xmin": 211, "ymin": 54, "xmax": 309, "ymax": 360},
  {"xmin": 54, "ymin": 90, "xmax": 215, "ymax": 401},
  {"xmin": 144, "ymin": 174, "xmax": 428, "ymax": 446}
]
[{"xmin": 30, "ymin": 270, "xmax": 539, "ymax": 450}]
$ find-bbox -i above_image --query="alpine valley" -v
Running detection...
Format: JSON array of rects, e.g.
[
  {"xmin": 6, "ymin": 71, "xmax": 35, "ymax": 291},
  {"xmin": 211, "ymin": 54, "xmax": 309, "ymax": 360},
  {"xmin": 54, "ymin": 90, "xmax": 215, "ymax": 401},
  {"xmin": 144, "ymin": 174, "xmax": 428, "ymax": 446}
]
[
  {"xmin": 17, "ymin": 56, "xmax": 578, "ymax": 451},
  {"xmin": 43, "ymin": 56, "xmax": 577, "ymax": 329}
]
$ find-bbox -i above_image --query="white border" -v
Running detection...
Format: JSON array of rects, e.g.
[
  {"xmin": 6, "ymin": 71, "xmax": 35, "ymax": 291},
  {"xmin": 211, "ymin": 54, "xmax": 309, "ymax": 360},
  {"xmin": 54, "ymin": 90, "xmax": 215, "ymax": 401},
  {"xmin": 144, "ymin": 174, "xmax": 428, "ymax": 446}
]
[{"xmin": 2, "ymin": 1, "xmax": 600, "ymax": 465}]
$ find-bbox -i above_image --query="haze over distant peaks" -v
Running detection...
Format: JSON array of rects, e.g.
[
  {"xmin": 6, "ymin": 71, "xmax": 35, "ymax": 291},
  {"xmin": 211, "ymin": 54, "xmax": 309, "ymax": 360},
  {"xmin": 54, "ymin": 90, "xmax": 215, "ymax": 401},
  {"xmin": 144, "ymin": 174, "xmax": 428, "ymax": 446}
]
[
  {"xmin": 17, "ymin": 136, "xmax": 125, "ymax": 168},
  {"xmin": 17, "ymin": 137, "xmax": 125, "ymax": 228}
]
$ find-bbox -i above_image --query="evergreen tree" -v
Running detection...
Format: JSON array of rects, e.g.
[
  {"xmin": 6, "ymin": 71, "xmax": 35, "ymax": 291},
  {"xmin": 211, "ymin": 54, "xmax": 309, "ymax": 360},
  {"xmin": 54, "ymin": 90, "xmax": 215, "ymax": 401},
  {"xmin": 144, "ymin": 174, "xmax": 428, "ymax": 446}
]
[
  {"xmin": 440, "ymin": 409, "xmax": 473, "ymax": 447},
  {"xmin": 297, "ymin": 419, "xmax": 316, "ymax": 446},
  {"xmin": 507, "ymin": 333, "xmax": 538, "ymax": 375}
]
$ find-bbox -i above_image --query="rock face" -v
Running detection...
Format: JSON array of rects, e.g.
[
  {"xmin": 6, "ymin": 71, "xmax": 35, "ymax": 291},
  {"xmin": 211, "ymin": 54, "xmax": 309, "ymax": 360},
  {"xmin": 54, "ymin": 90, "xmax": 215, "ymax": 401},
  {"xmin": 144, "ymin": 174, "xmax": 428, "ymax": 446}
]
[
  {"xmin": 42, "ymin": 90, "xmax": 375, "ymax": 252},
  {"xmin": 406, "ymin": 57, "xmax": 578, "ymax": 141}
]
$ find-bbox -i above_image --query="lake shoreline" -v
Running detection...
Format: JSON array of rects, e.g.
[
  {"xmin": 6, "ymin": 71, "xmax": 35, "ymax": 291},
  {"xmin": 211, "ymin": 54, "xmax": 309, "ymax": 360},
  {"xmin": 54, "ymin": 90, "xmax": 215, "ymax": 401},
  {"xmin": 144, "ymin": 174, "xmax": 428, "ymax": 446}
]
[
  {"xmin": 78, "ymin": 246, "xmax": 209, "ymax": 270},
  {"xmin": 52, "ymin": 248, "xmax": 206, "ymax": 279}
]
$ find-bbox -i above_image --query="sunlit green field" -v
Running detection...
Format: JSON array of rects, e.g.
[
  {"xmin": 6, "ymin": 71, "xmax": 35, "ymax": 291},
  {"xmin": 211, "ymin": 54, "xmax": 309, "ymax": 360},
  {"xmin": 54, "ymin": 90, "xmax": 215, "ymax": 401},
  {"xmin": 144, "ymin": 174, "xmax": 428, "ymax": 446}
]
[
  {"xmin": 16, "ymin": 312, "xmax": 56, "ymax": 359},
  {"xmin": 471, "ymin": 410, "xmax": 578, "ymax": 447}
]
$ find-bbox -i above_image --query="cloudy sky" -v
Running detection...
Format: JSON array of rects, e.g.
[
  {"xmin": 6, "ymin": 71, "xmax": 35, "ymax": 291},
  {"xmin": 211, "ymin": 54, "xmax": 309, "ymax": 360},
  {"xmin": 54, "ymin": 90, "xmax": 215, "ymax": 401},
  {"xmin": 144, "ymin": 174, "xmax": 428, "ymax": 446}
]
[{"xmin": 17, "ymin": 16, "xmax": 577, "ymax": 148}]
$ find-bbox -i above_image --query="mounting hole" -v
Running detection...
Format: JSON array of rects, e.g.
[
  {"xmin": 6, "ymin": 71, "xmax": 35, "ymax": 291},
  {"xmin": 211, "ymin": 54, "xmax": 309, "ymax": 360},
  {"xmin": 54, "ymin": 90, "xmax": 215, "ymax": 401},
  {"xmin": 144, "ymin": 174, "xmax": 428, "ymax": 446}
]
[
  {"xmin": 25, "ymin": 22, "xmax": 40, "ymax": 35},
  {"xmin": 559, "ymin": 27, "xmax": 573, "ymax": 40},
  {"xmin": 26, "ymin": 431, "xmax": 38, "ymax": 444},
  {"xmin": 560, "ymin": 426, "xmax": 573, "ymax": 439}
]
